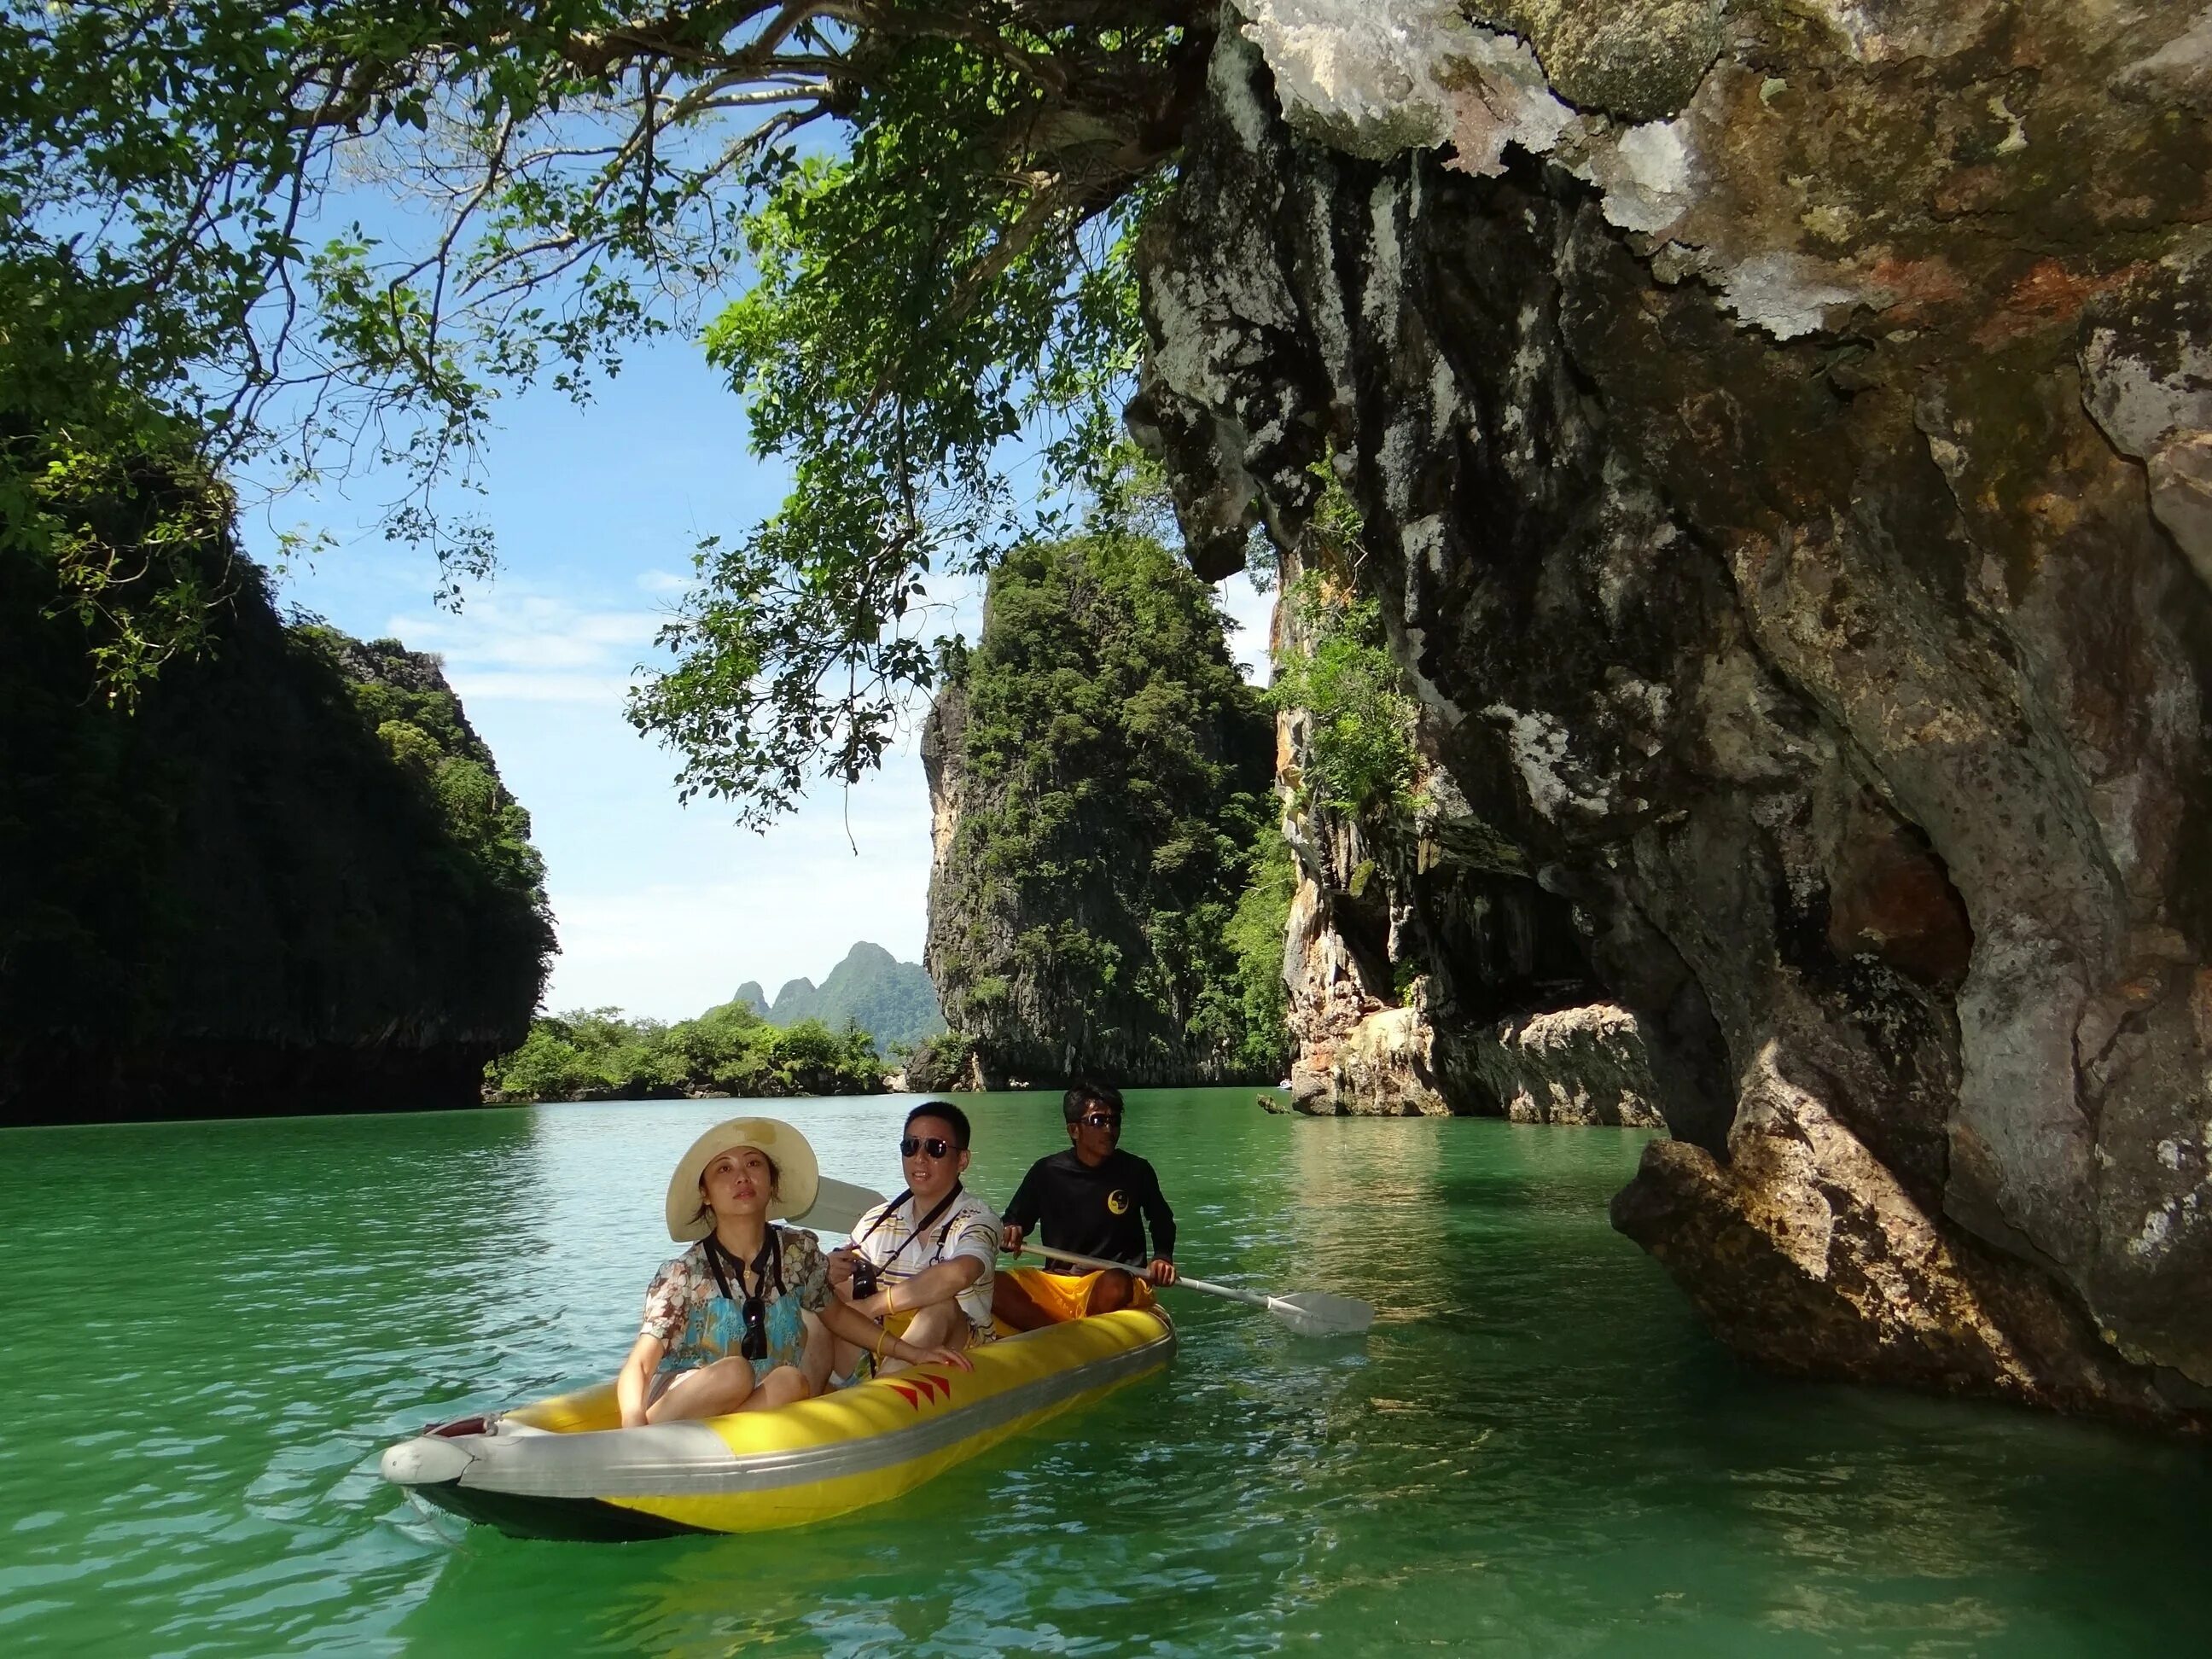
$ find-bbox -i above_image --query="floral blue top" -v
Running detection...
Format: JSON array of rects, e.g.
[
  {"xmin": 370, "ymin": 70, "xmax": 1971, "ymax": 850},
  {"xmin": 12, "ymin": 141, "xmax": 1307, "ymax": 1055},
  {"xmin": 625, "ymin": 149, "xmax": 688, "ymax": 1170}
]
[{"xmin": 639, "ymin": 1226, "xmax": 830, "ymax": 1380}]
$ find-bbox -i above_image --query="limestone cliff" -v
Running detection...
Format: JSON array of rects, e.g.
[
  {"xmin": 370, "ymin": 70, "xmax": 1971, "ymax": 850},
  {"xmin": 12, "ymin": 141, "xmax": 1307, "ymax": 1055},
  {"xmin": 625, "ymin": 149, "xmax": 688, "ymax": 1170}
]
[
  {"xmin": 2, "ymin": 480, "xmax": 555, "ymax": 1123},
  {"xmin": 1266, "ymin": 556, "xmax": 1661, "ymax": 1123},
  {"xmin": 754, "ymin": 943, "xmax": 946, "ymax": 1051},
  {"xmin": 922, "ymin": 535, "xmax": 1277, "ymax": 1087},
  {"xmin": 1136, "ymin": 2, "xmax": 2212, "ymax": 1426}
]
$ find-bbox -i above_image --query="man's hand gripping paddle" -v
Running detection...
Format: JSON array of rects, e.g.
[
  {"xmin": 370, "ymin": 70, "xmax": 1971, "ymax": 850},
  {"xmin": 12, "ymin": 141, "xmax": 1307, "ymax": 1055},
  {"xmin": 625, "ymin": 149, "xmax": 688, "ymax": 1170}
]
[
  {"xmin": 797, "ymin": 1175, "xmax": 1374, "ymax": 1339},
  {"xmin": 1006, "ymin": 1243, "xmax": 1375, "ymax": 1339}
]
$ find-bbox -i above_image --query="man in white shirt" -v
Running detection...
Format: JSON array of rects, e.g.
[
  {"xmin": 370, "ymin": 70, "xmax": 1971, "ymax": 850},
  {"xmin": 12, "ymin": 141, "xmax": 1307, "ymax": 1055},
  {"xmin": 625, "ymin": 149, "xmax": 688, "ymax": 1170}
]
[{"xmin": 828, "ymin": 1101, "xmax": 1001, "ymax": 1377}]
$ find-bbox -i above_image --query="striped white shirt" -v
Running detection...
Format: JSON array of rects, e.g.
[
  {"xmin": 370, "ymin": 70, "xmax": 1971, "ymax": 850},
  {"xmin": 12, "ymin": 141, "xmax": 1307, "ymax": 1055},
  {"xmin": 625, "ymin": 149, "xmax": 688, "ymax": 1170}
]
[{"xmin": 852, "ymin": 1187, "xmax": 1001, "ymax": 1329}]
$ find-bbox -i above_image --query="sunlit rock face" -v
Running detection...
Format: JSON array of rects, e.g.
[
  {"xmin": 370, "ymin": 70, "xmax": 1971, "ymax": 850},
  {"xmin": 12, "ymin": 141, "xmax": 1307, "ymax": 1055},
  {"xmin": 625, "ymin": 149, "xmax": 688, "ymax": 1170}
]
[
  {"xmin": 1138, "ymin": 3, "xmax": 2212, "ymax": 1424},
  {"xmin": 1266, "ymin": 566, "xmax": 1662, "ymax": 1124}
]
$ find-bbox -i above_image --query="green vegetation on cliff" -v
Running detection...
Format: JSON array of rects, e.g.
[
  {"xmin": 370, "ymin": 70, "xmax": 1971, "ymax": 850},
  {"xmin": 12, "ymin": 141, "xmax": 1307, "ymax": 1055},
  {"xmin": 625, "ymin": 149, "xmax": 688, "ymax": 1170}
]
[
  {"xmin": 1273, "ymin": 509, "xmax": 1421, "ymax": 820},
  {"xmin": 0, "ymin": 421, "xmax": 555, "ymax": 1122},
  {"xmin": 925, "ymin": 534, "xmax": 1282, "ymax": 1085},
  {"xmin": 1224, "ymin": 831, "xmax": 1298, "ymax": 1078},
  {"xmin": 486, "ymin": 1004, "xmax": 884, "ymax": 1103},
  {"xmin": 300, "ymin": 627, "xmax": 554, "ymax": 926},
  {"xmin": 747, "ymin": 942, "xmax": 946, "ymax": 1052}
]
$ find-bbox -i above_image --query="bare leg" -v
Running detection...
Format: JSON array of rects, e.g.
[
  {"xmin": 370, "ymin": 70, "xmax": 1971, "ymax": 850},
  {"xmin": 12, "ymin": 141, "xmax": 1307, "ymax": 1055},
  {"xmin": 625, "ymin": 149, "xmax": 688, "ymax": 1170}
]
[
  {"xmin": 1086, "ymin": 1270, "xmax": 1137, "ymax": 1314},
  {"xmin": 876, "ymin": 1301, "xmax": 969, "ymax": 1376},
  {"xmin": 800, "ymin": 1311, "xmax": 837, "ymax": 1394},
  {"xmin": 645, "ymin": 1356, "xmax": 755, "ymax": 1423},
  {"xmin": 736, "ymin": 1365, "xmax": 813, "ymax": 1412},
  {"xmin": 991, "ymin": 1273, "xmax": 1057, "ymax": 1332},
  {"xmin": 829, "ymin": 1318, "xmax": 872, "ymax": 1383}
]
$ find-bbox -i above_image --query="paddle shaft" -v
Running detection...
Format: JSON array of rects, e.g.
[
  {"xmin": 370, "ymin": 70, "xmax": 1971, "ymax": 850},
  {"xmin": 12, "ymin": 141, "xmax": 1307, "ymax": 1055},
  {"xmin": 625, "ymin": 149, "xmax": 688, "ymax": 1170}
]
[
  {"xmin": 1008, "ymin": 1242, "xmax": 1269, "ymax": 1311},
  {"xmin": 810, "ymin": 1181, "xmax": 1371, "ymax": 1335}
]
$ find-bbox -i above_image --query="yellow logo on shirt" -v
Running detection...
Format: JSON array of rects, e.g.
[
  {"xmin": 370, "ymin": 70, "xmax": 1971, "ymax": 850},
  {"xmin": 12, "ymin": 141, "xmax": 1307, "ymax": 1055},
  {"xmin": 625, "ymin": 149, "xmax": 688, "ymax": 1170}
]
[{"xmin": 1107, "ymin": 1189, "xmax": 1130, "ymax": 1215}]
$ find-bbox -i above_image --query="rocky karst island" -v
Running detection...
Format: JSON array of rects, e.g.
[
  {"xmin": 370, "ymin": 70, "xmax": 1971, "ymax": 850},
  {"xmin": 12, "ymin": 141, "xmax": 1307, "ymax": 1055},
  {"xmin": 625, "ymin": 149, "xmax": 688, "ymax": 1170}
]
[
  {"xmin": 7, "ymin": 0, "xmax": 2212, "ymax": 1647},
  {"xmin": 1128, "ymin": 0, "xmax": 2212, "ymax": 1434}
]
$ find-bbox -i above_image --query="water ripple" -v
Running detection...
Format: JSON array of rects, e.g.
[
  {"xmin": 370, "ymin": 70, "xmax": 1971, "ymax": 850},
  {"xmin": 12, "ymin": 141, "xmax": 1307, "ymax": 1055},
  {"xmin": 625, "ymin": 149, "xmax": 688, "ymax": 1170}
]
[{"xmin": 3, "ymin": 1097, "xmax": 2210, "ymax": 1654}]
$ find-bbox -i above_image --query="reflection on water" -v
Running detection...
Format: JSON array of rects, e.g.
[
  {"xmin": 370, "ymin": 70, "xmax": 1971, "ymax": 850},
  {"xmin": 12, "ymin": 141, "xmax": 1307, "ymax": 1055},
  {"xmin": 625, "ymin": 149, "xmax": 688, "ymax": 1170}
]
[{"xmin": 3, "ymin": 1092, "xmax": 2210, "ymax": 1655}]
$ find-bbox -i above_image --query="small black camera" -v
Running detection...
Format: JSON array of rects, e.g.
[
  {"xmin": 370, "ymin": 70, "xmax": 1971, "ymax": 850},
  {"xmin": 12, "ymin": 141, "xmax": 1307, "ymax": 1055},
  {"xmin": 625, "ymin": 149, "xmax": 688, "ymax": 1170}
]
[{"xmin": 850, "ymin": 1255, "xmax": 880, "ymax": 1300}]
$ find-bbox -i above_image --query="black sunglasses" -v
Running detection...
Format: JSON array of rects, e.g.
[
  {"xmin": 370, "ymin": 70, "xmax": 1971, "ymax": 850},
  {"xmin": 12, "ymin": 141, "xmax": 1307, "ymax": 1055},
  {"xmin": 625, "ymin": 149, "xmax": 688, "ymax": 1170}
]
[
  {"xmin": 1079, "ymin": 1113, "xmax": 1121, "ymax": 1130},
  {"xmin": 900, "ymin": 1135, "xmax": 956, "ymax": 1158},
  {"xmin": 738, "ymin": 1294, "xmax": 766, "ymax": 1362}
]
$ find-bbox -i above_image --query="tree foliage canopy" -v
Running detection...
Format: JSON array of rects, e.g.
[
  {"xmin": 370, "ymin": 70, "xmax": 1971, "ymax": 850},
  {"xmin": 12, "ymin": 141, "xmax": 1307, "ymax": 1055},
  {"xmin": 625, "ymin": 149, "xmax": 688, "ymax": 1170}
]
[
  {"xmin": 485, "ymin": 1001, "xmax": 885, "ymax": 1101},
  {"xmin": 3, "ymin": 0, "xmax": 1209, "ymax": 820}
]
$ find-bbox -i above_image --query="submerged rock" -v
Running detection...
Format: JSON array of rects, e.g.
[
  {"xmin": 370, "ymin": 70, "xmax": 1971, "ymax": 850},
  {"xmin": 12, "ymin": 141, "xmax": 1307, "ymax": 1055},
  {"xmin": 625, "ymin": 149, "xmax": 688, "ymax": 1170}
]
[{"xmin": 1137, "ymin": 4, "xmax": 2212, "ymax": 1425}]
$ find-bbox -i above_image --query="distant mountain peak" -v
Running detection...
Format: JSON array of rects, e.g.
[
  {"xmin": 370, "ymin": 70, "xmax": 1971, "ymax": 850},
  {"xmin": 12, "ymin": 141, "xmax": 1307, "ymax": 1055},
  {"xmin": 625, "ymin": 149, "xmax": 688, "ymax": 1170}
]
[{"xmin": 748, "ymin": 942, "xmax": 946, "ymax": 1053}]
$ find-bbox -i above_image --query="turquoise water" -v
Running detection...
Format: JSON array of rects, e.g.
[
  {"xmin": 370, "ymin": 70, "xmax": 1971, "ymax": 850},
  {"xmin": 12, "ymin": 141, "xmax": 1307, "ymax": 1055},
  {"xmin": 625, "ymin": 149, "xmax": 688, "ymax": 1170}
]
[{"xmin": 3, "ymin": 1091, "xmax": 2208, "ymax": 1654}]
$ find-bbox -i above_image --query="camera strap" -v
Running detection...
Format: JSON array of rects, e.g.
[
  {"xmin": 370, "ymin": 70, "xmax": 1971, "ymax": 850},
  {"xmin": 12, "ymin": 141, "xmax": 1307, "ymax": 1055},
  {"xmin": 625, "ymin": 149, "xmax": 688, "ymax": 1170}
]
[
  {"xmin": 702, "ymin": 1226, "xmax": 783, "ymax": 1301},
  {"xmin": 857, "ymin": 1185, "xmax": 965, "ymax": 1270}
]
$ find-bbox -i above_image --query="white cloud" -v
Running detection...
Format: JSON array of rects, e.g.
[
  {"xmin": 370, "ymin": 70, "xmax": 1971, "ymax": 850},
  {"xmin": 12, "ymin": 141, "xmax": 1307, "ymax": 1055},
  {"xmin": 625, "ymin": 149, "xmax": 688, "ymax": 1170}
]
[
  {"xmin": 1216, "ymin": 568, "xmax": 1278, "ymax": 686},
  {"xmin": 387, "ymin": 593, "xmax": 661, "ymax": 669},
  {"xmin": 372, "ymin": 588, "xmax": 666, "ymax": 704},
  {"xmin": 636, "ymin": 568, "xmax": 691, "ymax": 595},
  {"xmin": 542, "ymin": 759, "xmax": 938, "ymax": 1019}
]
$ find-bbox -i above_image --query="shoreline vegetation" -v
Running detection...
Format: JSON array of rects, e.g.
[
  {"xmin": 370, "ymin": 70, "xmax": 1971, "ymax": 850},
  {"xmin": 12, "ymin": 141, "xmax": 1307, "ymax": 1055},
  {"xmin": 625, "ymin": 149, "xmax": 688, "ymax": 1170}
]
[
  {"xmin": 483, "ymin": 942, "xmax": 961, "ymax": 1103},
  {"xmin": 483, "ymin": 1003, "xmax": 890, "ymax": 1103}
]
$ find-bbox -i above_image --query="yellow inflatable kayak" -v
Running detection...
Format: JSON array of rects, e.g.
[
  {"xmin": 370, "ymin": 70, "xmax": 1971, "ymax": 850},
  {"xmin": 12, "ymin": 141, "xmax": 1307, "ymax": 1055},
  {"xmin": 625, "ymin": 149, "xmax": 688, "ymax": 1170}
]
[{"xmin": 379, "ymin": 1296, "xmax": 1174, "ymax": 1540}]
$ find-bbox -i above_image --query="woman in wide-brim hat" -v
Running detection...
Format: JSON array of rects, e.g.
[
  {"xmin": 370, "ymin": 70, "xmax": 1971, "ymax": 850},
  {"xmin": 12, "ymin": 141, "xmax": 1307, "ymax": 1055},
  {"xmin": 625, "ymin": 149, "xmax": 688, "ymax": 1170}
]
[{"xmin": 615, "ymin": 1117, "xmax": 971, "ymax": 1426}]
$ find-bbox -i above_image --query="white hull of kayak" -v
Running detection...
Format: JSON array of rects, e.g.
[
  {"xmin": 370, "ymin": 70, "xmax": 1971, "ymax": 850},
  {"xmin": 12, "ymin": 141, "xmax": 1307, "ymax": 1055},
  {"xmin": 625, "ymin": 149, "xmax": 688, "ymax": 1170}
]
[{"xmin": 380, "ymin": 1305, "xmax": 1173, "ymax": 1538}]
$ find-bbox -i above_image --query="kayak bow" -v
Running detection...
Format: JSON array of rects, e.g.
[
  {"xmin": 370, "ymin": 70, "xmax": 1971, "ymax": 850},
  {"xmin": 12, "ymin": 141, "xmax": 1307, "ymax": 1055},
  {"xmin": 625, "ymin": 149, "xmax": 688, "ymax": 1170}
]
[{"xmin": 380, "ymin": 1291, "xmax": 1173, "ymax": 1540}]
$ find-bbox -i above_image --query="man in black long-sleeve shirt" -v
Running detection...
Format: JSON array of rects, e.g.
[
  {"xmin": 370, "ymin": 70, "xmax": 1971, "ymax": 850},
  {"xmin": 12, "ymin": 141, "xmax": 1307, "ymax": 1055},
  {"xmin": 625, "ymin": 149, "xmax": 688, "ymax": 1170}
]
[{"xmin": 994, "ymin": 1080, "xmax": 1176, "ymax": 1329}]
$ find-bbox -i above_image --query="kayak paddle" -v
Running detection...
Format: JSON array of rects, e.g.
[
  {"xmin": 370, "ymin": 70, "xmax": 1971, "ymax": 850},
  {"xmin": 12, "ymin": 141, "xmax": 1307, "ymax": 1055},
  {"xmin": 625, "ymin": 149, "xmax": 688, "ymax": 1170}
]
[
  {"xmin": 1010, "ymin": 1242, "xmax": 1374, "ymax": 1339},
  {"xmin": 796, "ymin": 1175, "xmax": 890, "ymax": 1236},
  {"xmin": 798, "ymin": 1178, "xmax": 1376, "ymax": 1338}
]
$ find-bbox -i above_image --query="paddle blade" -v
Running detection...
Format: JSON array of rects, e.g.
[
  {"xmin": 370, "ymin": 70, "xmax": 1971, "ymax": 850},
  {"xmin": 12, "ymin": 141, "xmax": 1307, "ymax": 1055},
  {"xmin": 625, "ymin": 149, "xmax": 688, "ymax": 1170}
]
[
  {"xmin": 795, "ymin": 1176, "xmax": 888, "ymax": 1236},
  {"xmin": 1265, "ymin": 1290, "xmax": 1376, "ymax": 1338}
]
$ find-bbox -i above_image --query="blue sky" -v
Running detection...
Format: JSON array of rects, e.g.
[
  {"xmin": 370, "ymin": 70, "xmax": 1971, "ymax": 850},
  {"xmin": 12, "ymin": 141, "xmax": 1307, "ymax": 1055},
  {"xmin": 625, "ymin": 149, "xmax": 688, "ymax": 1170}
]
[{"xmin": 245, "ymin": 336, "xmax": 1273, "ymax": 1020}]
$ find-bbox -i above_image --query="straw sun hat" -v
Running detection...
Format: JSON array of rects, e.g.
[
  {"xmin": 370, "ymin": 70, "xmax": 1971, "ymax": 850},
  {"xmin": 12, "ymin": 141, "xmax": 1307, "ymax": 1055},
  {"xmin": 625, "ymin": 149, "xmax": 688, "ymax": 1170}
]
[{"xmin": 664, "ymin": 1117, "xmax": 821, "ymax": 1242}]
